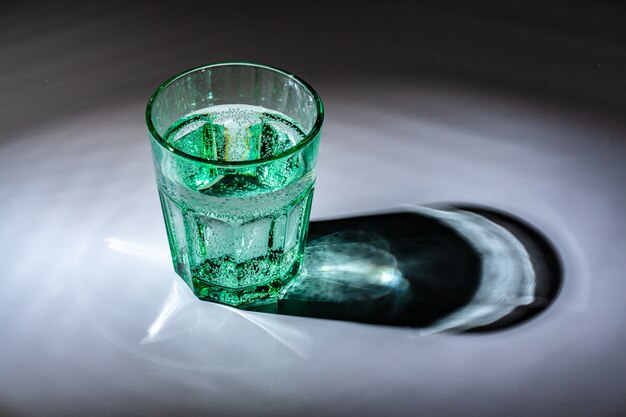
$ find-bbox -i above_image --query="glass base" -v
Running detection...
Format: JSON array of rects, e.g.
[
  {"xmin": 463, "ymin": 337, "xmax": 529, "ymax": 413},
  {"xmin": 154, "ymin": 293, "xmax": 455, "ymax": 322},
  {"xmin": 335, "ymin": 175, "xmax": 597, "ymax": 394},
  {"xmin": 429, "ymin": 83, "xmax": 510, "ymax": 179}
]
[{"xmin": 187, "ymin": 261, "xmax": 301, "ymax": 306}]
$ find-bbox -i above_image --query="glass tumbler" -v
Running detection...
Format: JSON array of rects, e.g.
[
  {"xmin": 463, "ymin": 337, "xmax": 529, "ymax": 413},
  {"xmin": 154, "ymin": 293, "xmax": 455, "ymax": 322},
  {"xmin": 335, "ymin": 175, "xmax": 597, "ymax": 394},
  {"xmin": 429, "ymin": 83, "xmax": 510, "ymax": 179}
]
[{"xmin": 146, "ymin": 63, "xmax": 324, "ymax": 306}]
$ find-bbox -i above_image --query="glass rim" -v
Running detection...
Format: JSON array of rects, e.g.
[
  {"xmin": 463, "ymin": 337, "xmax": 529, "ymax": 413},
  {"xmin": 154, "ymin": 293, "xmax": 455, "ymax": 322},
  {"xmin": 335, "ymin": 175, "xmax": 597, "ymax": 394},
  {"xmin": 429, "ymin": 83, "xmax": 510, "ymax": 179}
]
[{"xmin": 145, "ymin": 62, "xmax": 324, "ymax": 166}]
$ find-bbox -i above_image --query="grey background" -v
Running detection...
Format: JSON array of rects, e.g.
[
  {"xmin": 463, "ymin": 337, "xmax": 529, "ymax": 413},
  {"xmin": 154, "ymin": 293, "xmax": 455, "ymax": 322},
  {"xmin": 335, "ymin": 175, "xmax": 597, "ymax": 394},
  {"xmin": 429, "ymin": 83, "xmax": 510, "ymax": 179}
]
[
  {"xmin": 2, "ymin": 0, "xmax": 625, "ymax": 138},
  {"xmin": 1, "ymin": 1, "xmax": 625, "ymax": 416}
]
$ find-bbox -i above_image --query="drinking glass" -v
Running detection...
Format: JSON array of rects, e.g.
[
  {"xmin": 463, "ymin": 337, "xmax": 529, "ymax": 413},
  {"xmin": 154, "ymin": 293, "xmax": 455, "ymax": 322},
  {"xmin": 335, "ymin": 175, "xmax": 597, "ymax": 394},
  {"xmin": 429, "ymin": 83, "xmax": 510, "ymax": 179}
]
[{"xmin": 146, "ymin": 63, "xmax": 323, "ymax": 306}]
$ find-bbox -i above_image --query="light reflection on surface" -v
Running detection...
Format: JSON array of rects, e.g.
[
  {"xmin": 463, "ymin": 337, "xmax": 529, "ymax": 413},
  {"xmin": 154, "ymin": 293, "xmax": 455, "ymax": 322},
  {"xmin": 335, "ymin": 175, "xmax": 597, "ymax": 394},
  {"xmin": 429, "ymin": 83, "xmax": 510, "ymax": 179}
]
[
  {"xmin": 141, "ymin": 280, "xmax": 191, "ymax": 344},
  {"xmin": 411, "ymin": 206, "xmax": 536, "ymax": 332},
  {"xmin": 105, "ymin": 237, "xmax": 170, "ymax": 267}
]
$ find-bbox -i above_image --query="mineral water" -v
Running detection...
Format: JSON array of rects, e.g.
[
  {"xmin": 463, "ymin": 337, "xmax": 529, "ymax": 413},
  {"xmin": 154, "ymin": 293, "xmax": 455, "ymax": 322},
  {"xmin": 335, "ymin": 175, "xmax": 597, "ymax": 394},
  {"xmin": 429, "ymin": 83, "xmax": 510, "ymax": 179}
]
[{"xmin": 155, "ymin": 105, "xmax": 315, "ymax": 306}]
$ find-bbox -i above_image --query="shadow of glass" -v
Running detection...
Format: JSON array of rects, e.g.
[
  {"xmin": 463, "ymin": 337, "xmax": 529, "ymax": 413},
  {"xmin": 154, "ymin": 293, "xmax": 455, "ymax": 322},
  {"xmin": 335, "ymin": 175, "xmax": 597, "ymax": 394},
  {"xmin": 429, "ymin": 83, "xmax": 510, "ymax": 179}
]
[{"xmin": 242, "ymin": 205, "xmax": 562, "ymax": 333}]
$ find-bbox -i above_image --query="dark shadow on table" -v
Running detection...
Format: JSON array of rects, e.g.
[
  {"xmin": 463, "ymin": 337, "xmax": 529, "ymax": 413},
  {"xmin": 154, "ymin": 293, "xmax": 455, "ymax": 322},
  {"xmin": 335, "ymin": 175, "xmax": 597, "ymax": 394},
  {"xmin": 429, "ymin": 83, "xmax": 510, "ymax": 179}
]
[{"xmin": 243, "ymin": 205, "xmax": 562, "ymax": 333}]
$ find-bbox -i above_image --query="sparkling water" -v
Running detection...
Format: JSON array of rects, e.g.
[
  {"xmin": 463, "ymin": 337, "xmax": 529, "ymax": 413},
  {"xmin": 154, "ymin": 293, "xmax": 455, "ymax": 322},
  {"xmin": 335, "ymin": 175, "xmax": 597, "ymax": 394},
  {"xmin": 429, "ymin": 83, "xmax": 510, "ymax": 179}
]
[{"xmin": 155, "ymin": 105, "xmax": 315, "ymax": 306}]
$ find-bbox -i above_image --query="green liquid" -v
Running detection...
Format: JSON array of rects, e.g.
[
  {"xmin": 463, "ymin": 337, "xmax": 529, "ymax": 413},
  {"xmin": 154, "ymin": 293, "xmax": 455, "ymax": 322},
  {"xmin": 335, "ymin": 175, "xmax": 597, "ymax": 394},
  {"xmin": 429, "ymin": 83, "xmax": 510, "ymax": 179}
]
[{"xmin": 156, "ymin": 105, "xmax": 314, "ymax": 306}]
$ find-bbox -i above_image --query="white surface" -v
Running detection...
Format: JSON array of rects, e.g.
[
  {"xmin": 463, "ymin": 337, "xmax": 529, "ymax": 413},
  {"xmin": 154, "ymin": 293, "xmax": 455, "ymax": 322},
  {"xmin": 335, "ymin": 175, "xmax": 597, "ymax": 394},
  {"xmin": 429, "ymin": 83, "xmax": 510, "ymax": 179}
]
[{"xmin": 0, "ymin": 83, "xmax": 625, "ymax": 416}]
